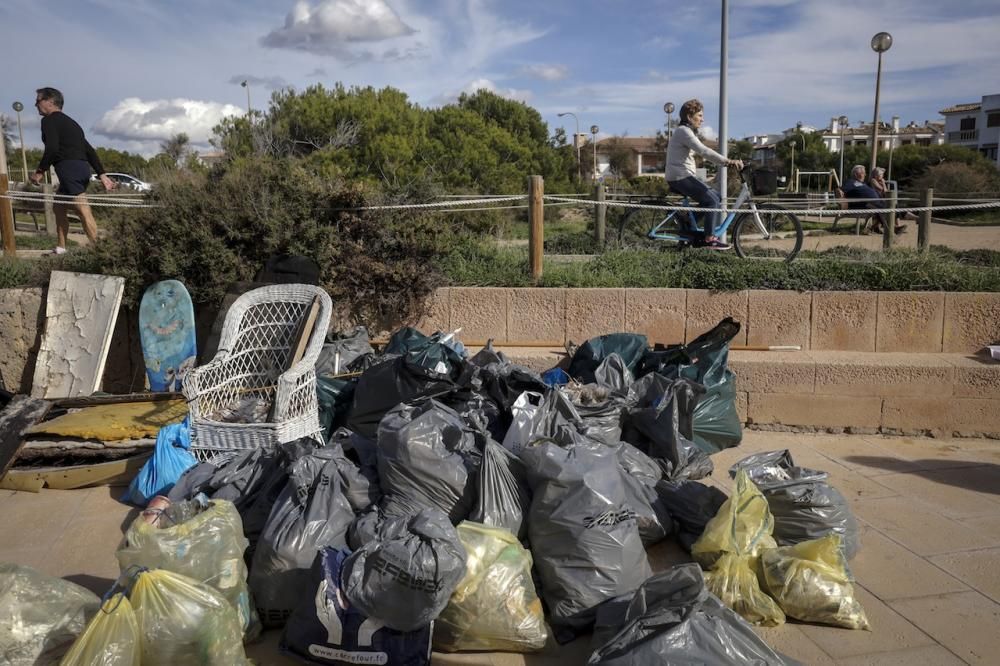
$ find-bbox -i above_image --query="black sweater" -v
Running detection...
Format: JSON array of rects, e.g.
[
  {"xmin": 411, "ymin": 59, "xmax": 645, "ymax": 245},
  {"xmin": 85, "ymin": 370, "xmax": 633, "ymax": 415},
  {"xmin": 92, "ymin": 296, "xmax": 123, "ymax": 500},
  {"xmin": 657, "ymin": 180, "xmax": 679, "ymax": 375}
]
[{"xmin": 36, "ymin": 112, "xmax": 105, "ymax": 175}]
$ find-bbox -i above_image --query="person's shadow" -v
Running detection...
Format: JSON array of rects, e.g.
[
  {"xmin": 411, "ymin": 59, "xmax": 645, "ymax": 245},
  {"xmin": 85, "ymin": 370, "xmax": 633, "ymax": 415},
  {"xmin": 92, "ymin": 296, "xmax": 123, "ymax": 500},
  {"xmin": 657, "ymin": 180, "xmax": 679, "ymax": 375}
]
[{"xmin": 844, "ymin": 456, "xmax": 1000, "ymax": 495}]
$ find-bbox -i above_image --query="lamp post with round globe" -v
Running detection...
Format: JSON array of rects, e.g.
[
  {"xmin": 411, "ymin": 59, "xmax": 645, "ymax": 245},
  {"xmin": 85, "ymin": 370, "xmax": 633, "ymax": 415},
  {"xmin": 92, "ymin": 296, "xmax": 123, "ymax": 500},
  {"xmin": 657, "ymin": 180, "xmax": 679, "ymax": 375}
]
[
  {"xmin": 11, "ymin": 101, "xmax": 28, "ymax": 182},
  {"xmin": 838, "ymin": 115, "xmax": 849, "ymax": 186},
  {"xmin": 663, "ymin": 102, "xmax": 675, "ymax": 139},
  {"xmin": 868, "ymin": 32, "xmax": 893, "ymax": 176},
  {"xmin": 590, "ymin": 125, "xmax": 599, "ymax": 181}
]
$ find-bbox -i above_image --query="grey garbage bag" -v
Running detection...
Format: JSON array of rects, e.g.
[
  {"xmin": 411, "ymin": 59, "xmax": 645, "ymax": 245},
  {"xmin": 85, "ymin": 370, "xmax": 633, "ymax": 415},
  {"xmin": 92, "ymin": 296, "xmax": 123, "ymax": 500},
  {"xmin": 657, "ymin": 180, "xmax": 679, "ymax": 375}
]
[
  {"xmin": 624, "ymin": 375, "xmax": 713, "ymax": 481},
  {"xmin": 330, "ymin": 427, "xmax": 381, "ymax": 504},
  {"xmin": 528, "ymin": 389, "xmax": 590, "ymax": 446},
  {"xmin": 730, "ymin": 450, "xmax": 860, "ymax": 559},
  {"xmin": 469, "ymin": 440, "xmax": 531, "ymax": 541},
  {"xmin": 564, "ymin": 382, "xmax": 627, "ymax": 446},
  {"xmin": 250, "ymin": 446, "xmax": 356, "ymax": 627},
  {"xmin": 617, "ymin": 443, "xmax": 672, "ymax": 546},
  {"xmin": 376, "ymin": 399, "xmax": 483, "ymax": 522},
  {"xmin": 315, "ymin": 326, "xmax": 375, "ymax": 377},
  {"xmin": 588, "ymin": 564, "xmax": 799, "ymax": 665},
  {"xmin": 593, "ymin": 353, "xmax": 634, "ymax": 394},
  {"xmin": 655, "ymin": 479, "xmax": 729, "ymax": 552},
  {"xmin": 521, "ymin": 435, "xmax": 651, "ymax": 636},
  {"xmin": 0, "ymin": 563, "xmax": 99, "ymax": 666},
  {"xmin": 342, "ymin": 507, "xmax": 467, "ymax": 632},
  {"xmin": 346, "ymin": 494, "xmax": 416, "ymax": 550}
]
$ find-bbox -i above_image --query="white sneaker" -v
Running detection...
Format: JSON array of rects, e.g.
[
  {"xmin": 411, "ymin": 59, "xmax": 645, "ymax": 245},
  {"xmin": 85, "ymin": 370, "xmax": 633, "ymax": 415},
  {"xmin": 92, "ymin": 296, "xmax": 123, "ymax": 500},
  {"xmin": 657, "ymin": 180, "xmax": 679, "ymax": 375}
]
[{"xmin": 52, "ymin": 246, "xmax": 67, "ymax": 255}]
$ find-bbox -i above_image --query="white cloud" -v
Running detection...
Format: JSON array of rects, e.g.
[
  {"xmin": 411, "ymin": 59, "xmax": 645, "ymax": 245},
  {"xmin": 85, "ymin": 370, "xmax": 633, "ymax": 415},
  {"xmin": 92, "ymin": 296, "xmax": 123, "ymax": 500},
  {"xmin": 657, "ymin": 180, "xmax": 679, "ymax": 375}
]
[
  {"xmin": 430, "ymin": 77, "xmax": 533, "ymax": 107},
  {"xmin": 261, "ymin": 0, "xmax": 416, "ymax": 55},
  {"xmin": 93, "ymin": 98, "xmax": 243, "ymax": 149},
  {"xmin": 519, "ymin": 63, "xmax": 568, "ymax": 81}
]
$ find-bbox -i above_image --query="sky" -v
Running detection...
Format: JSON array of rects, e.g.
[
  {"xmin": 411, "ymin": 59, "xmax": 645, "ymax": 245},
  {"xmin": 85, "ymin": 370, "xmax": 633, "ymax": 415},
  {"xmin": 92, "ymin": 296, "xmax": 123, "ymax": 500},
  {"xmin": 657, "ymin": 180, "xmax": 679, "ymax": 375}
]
[{"xmin": 3, "ymin": 0, "xmax": 999, "ymax": 157}]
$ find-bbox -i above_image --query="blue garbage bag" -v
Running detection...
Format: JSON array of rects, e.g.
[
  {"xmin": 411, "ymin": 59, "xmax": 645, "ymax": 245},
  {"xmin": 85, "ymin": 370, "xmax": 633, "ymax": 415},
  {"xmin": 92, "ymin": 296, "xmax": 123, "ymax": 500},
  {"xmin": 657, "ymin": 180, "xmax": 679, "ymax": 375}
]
[{"xmin": 121, "ymin": 417, "xmax": 196, "ymax": 506}]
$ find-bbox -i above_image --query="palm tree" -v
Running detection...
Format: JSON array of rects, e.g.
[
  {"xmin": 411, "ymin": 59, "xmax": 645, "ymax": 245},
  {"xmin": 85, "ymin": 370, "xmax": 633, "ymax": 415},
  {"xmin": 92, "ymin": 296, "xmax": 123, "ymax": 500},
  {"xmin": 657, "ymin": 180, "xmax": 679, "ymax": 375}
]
[{"xmin": 160, "ymin": 132, "xmax": 190, "ymax": 165}]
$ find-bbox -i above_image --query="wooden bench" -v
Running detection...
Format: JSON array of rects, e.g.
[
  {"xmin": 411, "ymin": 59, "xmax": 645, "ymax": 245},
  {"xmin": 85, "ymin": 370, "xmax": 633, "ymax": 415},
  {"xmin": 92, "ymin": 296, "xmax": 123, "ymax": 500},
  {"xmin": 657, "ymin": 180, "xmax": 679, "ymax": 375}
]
[{"xmin": 829, "ymin": 187, "xmax": 876, "ymax": 235}]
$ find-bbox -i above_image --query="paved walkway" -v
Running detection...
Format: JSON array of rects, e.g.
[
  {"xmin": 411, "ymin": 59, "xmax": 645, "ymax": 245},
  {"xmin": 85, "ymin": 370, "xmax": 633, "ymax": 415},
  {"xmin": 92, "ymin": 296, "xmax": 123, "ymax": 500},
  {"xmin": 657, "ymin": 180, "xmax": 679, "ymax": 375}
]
[{"xmin": 2, "ymin": 430, "xmax": 999, "ymax": 664}]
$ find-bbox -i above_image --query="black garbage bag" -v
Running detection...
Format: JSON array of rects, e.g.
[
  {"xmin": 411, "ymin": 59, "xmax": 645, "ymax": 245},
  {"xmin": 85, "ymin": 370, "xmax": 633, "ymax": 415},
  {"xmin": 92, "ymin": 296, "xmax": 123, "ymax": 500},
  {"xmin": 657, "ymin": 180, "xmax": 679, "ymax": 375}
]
[
  {"xmin": 730, "ymin": 450, "xmax": 860, "ymax": 559},
  {"xmin": 469, "ymin": 342, "xmax": 549, "ymax": 408},
  {"xmin": 376, "ymin": 399, "xmax": 483, "ymax": 523},
  {"xmin": 167, "ymin": 461, "xmax": 218, "ymax": 502},
  {"xmin": 341, "ymin": 507, "xmax": 467, "ymax": 632},
  {"xmin": 315, "ymin": 326, "xmax": 375, "ymax": 378},
  {"xmin": 655, "ymin": 480, "xmax": 729, "ymax": 552},
  {"xmin": 469, "ymin": 440, "xmax": 531, "ymax": 541},
  {"xmin": 616, "ymin": 443, "xmax": 672, "ymax": 546},
  {"xmin": 520, "ymin": 434, "xmax": 651, "ymax": 638},
  {"xmin": 347, "ymin": 331, "xmax": 465, "ymax": 439},
  {"xmin": 330, "ymin": 428, "xmax": 380, "ymax": 492},
  {"xmin": 568, "ymin": 333, "xmax": 649, "ymax": 384},
  {"xmin": 638, "ymin": 318, "xmax": 743, "ymax": 453},
  {"xmin": 588, "ymin": 564, "xmax": 799, "ymax": 665},
  {"xmin": 250, "ymin": 446, "xmax": 356, "ymax": 627},
  {"xmin": 346, "ymin": 495, "xmax": 415, "ymax": 551},
  {"xmin": 623, "ymin": 375, "xmax": 713, "ymax": 481},
  {"xmin": 282, "ymin": 547, "xmax": 432, "ymax": 666}
]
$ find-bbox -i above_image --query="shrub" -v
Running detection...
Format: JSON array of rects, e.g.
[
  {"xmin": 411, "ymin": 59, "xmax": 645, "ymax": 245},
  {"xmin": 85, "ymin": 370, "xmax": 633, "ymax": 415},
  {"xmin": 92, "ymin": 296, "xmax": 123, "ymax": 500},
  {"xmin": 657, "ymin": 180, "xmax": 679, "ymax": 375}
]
[{"xmin": 910, "ymin": 162, "xmax": 1000, "ymax": 197}]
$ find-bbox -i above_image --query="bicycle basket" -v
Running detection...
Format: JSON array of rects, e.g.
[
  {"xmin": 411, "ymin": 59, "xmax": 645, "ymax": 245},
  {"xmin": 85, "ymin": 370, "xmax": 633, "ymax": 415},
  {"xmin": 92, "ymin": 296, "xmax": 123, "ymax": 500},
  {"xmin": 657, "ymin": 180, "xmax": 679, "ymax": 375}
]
[{"xmin": 751, "ymin": 169, "xmax": 778, "ymax": 196}]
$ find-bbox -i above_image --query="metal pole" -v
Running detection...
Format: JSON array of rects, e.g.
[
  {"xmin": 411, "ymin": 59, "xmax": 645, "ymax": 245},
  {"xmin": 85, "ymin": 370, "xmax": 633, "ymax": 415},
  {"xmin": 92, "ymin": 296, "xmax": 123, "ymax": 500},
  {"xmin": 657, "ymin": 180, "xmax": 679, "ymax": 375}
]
[
  {"xmin": 15, "ymin": 108, "xmax": 28, "ymax": 182},
  {"xmin": 883, "ymin": 186, "xmax": 897, "ymax": 249},
  {"xmin": 790, "ymin": 142, "xmax": 795, "ymax": 192},
  {"xmin": 573, "ymin": 116, "xmax": 580, "ymax": 181},
  {"xmin": 869, "ymin": 50, "xmax": 883, "ymax": 177},
  {"xmin": 718, "ymin": 0, "xmax": 729, "ymax": 216},
  {"xmin": 839, "ymin": 127, "xmax": 846, "ymax": 186},
  {"xmin": 593, "ymin": 181, "xmax": 606, "ymax": 245},
  {"xmin": 241, "ymin": 80, "xmax": 251, "ymax": 116},
  {"xmin": 887, "ymin": 129, "xmax": 895, "ymax": 182}
]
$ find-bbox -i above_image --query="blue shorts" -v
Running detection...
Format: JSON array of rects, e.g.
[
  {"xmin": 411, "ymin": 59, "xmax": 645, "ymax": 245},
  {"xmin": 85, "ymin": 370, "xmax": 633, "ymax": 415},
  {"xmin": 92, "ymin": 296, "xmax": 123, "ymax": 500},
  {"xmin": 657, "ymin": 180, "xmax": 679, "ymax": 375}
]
[{"xmin": 54, "ymin": 160, "xmax": 92, "ymax": 196}]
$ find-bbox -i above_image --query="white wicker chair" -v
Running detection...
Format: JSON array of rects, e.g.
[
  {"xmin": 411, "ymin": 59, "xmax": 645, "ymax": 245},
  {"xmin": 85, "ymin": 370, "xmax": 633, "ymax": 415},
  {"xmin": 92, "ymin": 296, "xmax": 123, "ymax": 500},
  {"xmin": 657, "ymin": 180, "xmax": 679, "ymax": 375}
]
[{"xmin": 184, "ymin": 284, "xmax": 332, "ymax": 462}]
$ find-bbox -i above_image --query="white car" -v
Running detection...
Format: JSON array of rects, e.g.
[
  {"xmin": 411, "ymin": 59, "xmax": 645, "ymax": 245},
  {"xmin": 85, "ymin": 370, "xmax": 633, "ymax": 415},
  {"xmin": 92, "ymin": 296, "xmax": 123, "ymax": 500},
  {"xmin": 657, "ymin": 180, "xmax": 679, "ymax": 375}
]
[{"xmin": 92, "ymin": 172, "xmax": 152, "ymax": 192}]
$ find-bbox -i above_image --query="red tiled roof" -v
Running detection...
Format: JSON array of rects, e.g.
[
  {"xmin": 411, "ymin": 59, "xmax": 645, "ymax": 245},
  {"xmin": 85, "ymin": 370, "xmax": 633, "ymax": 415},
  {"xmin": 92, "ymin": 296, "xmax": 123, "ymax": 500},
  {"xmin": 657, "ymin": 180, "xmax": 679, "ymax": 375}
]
[{"xmin": 939, "ymin": 103, "xmax": 981, "ymax": 114}]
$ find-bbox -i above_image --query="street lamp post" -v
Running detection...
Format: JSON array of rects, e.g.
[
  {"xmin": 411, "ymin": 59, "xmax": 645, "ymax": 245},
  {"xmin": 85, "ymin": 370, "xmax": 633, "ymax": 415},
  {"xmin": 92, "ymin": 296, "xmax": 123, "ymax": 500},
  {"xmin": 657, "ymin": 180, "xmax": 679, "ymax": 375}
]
[
  {"xmin": 789, "ymin": 122, "xmax": 804, "ymax": 193},
  {"xmin": 11, "ymin": 101, "xmax": 27, "ymax": 182},
  {"xmin": 887, "ymin": 116, "xmax": 898, "ymax": 182},
  {"xmin": 868, "ymin": 31, "xmax": 893, "ymax": 177},
  {"xmin": 590, "ymin": 125, "xmax": 599, "ymax": 181},
  {"xmin": 240, "ymin": 80, "xmax": 252, "ymax": 117},
  {"xmin": 663, "ymin": 102, "xmax": 675, "ymax": 140},
  {"xmin": 838, "ymin": 115, "xmax": 849, "ymax": 186},
  {"xmin": 557, "ymin": 112, "xmax": 581, "ymax": 181}
]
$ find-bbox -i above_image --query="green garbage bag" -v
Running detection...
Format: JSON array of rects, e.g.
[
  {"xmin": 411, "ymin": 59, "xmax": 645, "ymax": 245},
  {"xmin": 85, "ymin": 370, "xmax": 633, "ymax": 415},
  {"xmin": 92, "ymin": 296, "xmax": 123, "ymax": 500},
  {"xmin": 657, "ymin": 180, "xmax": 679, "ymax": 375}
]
[{"xmin": 568, "ymin": 333, "xmax": 649, "ymax": 384}]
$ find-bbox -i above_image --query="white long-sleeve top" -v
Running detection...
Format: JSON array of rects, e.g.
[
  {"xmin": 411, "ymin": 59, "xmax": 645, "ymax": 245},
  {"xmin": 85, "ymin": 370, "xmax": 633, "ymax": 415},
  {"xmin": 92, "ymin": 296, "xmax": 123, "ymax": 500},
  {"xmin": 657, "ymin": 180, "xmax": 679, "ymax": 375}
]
[{"xmin": 665, "ymin": 125, "xmax": 728, "ymax": 181}]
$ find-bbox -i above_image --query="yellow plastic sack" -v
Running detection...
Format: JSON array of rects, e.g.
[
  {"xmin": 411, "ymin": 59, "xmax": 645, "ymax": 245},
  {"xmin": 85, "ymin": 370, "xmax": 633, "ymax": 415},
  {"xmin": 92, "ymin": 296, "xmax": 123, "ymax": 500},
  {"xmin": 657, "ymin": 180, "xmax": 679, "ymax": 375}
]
[
  {"xmin": 692, "ymin": 470, "xmax": 777, "ymax": 569},
  {"xmin": 116, "ymin": 498, "xmax": 256, "ymax": 636},
  {"xmin": 60, "ymin": 594, "xmax": 140, "ymax": 666},
  {"xmin": 762, "ymin": 534, "xmax": 871, "ymax": 630},
  {"xmin": 129, "ymin": 569, "xmax": 251, "ymax": 666},
  {"xmin": 434, "ymin": 522, "xmax": 548, "ymax": 652},
  {"xmin": 704, "ymin": 553, "xmax": 785, "ymax": 627}
]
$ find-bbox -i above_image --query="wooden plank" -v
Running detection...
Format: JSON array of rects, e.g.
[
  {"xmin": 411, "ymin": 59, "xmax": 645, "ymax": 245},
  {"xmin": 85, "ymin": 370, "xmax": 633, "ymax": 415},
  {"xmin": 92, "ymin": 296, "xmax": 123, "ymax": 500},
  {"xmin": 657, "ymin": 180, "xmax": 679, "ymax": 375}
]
[
  {"xmin": 31, "ymin": 271, "xmax": 125, "ymax": 399},
  {"xmin": 0, "ymin": 395, "xmax": 52, "ymax": 479},
  {"xmin": 289, "ymin": 295, "xmax": 322, "ymax": 369},
  {"xmin": 53, "ymin": 391, "xmax": 183, "ymax": 408},
  {"xmin": 0, "ymin": 451, "xmax": 152, "ymax": 492}
]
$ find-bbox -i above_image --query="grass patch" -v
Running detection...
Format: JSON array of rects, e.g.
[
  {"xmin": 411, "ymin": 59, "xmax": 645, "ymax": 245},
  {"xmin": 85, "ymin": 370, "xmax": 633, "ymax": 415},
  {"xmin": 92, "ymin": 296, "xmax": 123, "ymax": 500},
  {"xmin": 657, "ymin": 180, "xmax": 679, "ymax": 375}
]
[
  {"xmin": 934, "ymin": 210, "xmax": 1000, "ymax": 226},
  {"xmin": 11, "ymin": 234, "xmax": 80, "ymax": 250},
  {"xmin": 439, "ymin": 242, "xmax": 1000, "ymax": 292}
]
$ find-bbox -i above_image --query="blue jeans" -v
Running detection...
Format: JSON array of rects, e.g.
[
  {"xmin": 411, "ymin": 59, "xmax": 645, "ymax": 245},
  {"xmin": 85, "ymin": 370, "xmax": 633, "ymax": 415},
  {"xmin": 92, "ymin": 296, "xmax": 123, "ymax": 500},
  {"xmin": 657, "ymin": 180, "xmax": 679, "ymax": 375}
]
[{"xmin": 668, "ymin": 176, "xmax": 721, "ymax": 238}]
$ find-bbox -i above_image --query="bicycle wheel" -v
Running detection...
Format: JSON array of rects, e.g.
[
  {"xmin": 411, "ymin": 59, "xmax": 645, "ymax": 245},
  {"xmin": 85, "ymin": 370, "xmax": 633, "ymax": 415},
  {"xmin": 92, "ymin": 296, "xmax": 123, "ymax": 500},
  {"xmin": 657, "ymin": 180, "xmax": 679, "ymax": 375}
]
[
  {"xmin": 616, "ymin": 207, "xmax": 665, "ymax": 249},
  {"xmin": 732, "ymin": 203, "xmax": 803, "ymax": 262}
]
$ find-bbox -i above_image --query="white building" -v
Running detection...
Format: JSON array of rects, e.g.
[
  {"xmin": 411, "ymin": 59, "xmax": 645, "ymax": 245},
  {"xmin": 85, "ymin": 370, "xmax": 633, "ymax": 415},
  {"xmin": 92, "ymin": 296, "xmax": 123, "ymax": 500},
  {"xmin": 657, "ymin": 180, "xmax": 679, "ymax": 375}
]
[
  {"xmin": 939, "ymin": 94, "xmax": 1000, "ymax": 167},
  {"xmin": 820, "ymin": 116, "xmax": 944, "ymax": 154}
]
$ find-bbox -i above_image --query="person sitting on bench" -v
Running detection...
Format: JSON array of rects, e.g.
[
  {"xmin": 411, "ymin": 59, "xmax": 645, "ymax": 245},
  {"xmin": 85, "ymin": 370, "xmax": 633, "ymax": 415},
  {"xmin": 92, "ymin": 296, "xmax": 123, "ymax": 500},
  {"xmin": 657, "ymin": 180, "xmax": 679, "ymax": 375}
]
[{"xmin": 843, "ymin": 164, "xmax": 905, "ymax": 234}]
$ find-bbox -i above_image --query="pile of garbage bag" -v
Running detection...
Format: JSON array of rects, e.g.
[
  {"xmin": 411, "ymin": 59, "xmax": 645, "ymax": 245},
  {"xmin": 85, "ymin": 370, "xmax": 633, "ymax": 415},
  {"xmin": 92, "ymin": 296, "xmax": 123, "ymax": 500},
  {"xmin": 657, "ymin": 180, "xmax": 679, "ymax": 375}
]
[{"xmin": 13, "ymin": 317, "xmax": 880, "ymax": 663}]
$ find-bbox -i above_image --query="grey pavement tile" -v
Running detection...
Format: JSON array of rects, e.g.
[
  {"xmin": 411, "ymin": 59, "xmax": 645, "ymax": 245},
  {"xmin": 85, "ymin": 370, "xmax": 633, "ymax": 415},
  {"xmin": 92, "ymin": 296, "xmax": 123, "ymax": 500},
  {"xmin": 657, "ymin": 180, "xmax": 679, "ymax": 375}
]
[
  {"xmin": 850, "ymin": 526, "xmax": 970, "ymax": 601},
  {"xmin": 890, "ymin": 591, "xmax": 1000, "ymax": 665},
  {"xmin": 797, "ymin": 586, "xmax": 936, "ymax": 658},
  {"xmin": 958, "ymin": 514, "xmax": 1000, "ymax": 540},
  {"xmin": 870, "ymin": 467, "xmax": 1000, "ymax": 519},
  {"xmin": 753, "ymin": 625, "xmax": 836, "ymax": 665},
  {"xmin": 929, "ymin": 547, "xmax": 1000, "ymax": 604},
  {"xmin": 0, "ymin": 489, "xmax": 87, "ymax": 550},
  {"xmin": 858, "ymin": 437, "xmax": 995, "ymax": 471},
  {"xmin": 852, "ymin": 496, "xmax": 1000, "ymax": 556},
  {"xmin": 804, "ymin": 435, "xmax": 921, "ymax": 477},
  {"xmin": 836, "ymin": 645, "xmax": 968, "ymax": 665}
]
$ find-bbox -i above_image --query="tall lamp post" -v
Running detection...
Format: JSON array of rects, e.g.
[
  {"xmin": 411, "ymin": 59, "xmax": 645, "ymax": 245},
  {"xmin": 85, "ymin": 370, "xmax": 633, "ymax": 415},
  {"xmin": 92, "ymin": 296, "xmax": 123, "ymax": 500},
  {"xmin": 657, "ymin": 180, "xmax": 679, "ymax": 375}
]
[
  {"xmin": 590, "ymin": 125, "xmax": 599, "ymax": 181},
  {"xmin": 557, "ymin": 112, "xmax": 581, "ymax": 181},
  {"xmin": 240, "ymin": 80, "xmax": 252, "ymax": 117},
  {"xmin": 789, "ymin": 122, "xmax": 804, "ymax": 193},
  {"xmin": 868, "ymin": 31, "xmax": 893, "ymax": 176},
  {"xmin": 663, "ymin": 102, "xmax": 675, "ymax": 139},
  {"xmin": 11, "ymin": 101, "xmax": 28, "ymax": 182},
  {"xmin": 838, "ymin": 115, "xmax": 849, "ymax": 186},
  {"xmin": 887, "ymin": 116, "xmax": 899, "ymax": 182}
]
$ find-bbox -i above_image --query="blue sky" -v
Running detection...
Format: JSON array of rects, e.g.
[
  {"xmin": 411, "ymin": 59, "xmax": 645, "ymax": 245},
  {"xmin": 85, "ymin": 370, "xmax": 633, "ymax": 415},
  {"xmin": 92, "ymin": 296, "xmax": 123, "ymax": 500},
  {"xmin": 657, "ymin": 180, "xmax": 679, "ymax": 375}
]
[{"xmin": 3, "ymin": 0, "xmax": 999, "ymax": 156}]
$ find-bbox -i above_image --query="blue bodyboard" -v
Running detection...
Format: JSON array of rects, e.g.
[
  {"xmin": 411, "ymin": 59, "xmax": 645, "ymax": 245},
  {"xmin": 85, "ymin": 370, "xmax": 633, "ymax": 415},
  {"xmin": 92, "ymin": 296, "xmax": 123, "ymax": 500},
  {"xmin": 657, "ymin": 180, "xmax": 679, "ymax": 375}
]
[{"xmin": 139, "ymin": 280, "xmax": 197, "ymax": 392}]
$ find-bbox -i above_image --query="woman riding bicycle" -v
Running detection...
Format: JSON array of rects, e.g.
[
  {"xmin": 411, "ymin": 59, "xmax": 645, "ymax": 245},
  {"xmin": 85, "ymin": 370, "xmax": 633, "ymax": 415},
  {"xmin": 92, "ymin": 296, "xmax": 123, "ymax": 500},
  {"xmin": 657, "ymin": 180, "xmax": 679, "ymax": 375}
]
[{"xmin": 666, "ymin": 99, "xmax": 743, "ymax": 249}]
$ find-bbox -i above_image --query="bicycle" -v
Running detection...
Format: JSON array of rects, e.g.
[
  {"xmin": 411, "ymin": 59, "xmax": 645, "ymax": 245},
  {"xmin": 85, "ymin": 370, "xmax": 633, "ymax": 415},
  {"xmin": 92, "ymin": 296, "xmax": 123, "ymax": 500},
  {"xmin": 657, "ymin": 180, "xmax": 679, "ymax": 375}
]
[{"xmin": 615, "ymin": 165, "xmax": 804, "ymax": 262}]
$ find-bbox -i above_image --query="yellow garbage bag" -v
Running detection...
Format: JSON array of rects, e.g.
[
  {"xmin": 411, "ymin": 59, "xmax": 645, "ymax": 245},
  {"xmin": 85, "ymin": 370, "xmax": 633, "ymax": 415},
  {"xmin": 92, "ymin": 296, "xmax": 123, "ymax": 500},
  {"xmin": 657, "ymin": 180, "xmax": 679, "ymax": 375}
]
[
  {"xmin": 27, "ymin": 400, "xmax": 188, "ymax": 441},
  {"xmin": 434, "ymin": 522, "xmax": 548, "ymax": 652},
  {"xmin": 762, "ymin": 534, "xmax": 871, "ymax": 630},
  {"xmin": 60, "ymin": 593, "xmax": 140, "ymax": 666},
  {"xmin": 129, "ymin": 569, "xmax": 251, "ymax": 666},
  {"xmin": 704, "ymin": 553, "xmax": 785, "ymax": 627},
  {"xmin": 691, "ymin": 470, "xmax": 777, "ymax": 569}
]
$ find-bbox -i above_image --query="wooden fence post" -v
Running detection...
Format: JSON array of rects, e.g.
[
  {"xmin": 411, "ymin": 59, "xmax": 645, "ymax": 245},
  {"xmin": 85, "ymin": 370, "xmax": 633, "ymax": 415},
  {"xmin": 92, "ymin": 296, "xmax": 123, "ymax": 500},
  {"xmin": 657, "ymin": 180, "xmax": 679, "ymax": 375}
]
[
  {"xmin": 883, "ymin": 187, "xmax": 897, "ymax": 249},
  {"xmin": 0, "ymin": 147, "xmax": 16, "ymax": 257},
  {"xmin": 528, "ymin": 175, "xmax": 544, "ymax": 282},
  {"xmin": 43, "ymin": 183, "xmax": 57, "ymax": 235},
  {"xmin": 918, "ymin": 187, "xmax": 933, "ymax": 253},
  {"xmin": 593, "ymin": 181, "xmax": 606, "ymax": 245}
]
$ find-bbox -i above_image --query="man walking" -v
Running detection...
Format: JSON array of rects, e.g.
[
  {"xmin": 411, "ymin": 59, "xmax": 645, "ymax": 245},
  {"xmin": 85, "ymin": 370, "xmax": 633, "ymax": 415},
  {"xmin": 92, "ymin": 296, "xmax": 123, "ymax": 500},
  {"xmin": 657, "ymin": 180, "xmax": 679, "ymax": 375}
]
[{"xmin": 28, "ymin": 87, "xmax": 114, "ymax": 254}]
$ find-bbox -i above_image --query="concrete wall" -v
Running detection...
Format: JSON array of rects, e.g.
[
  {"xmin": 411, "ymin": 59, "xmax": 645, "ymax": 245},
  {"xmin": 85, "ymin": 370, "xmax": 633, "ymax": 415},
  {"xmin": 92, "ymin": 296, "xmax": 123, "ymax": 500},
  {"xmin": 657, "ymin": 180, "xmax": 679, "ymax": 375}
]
[{"xmin": 429, "ymin": 287, "xmax": 1000, "ymax": 353}]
